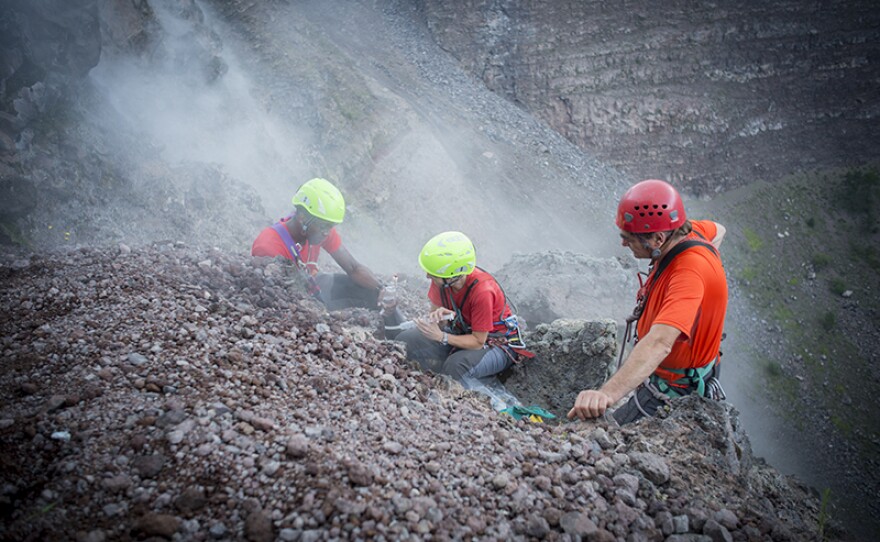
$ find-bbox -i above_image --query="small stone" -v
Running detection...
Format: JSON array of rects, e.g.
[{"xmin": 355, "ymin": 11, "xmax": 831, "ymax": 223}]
[
  {"xmin": 285, "ymin": 434, "xmax": 309, "ymax": 458},
  {"xmin": 209, "ymin": 522, "xmax": 227, "ymax": 539},
  {"xmin": 382, "ymin": 441, "xmax": 403, "ymax": 454},
  {"xmin": 251, "ymin": 417, "xmax": 276, "ymax": 431},
  {"xmin": 703, "ymin": 519, "xmax": 733, "ymax": 542},
  {"xmin": 103, "ymin": 475, "xmax": 132, "ymax": 493},
  {"xmin": 492, "ymin": 473, "xmax": 510, "ymax": 490},
  {"xmin": 525, "ymin": 514, "xmax": 550, "ymax": 538},
  {"xmin": 44, "ymin": 395, "xmax": 66, "ymax": 413},
  {"xmin": 19, "ymin": 382, "xmax": 38, "ymax": 395},
  {"xmin": 131, "ymin": 454, "xmax": 166, "ymax": 478},
  {"xmin": 560, "ymin": 511, "xmax": 597, "ymax": 536},
  {"xmin": 629, "ymin": 452, "xmax": 669, "ymax": 485},
  {"xmin": 127, "ymin": 353, "xmax": 148, "ymax": 366},
  {"xmin": 245, "ymin": 509, "xmax": 274, "ymax": 542},
  {"xmin": 82, "ymin": 529, "xmax": 106, "ymax": 542},
  {"xmin": 673, "ymin": 514, "xmax": 690, "ymax": 533},
  {"xmin": 133, "ymin": 513, "xmax": 181, "ymax": 538},
  {"xmin": 262, "ymin": 461, "xmax": 280, "ymax": 476},
  {"xmin": 714, "ymin": 509, "xmax": 739, "ymax": 530},
  {"xmin": 175, "ymin": 488, "xmax": 207, "ymax": 513}
]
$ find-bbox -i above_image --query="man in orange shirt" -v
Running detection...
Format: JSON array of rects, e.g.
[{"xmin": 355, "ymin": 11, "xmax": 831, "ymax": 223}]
[
  {"xmin": 251, "ymin": 178, "xmax": 388, "ymax": 312},
  {"xmin": 568, "ymin": 179, "xmax": 728, "ymax": 424}
]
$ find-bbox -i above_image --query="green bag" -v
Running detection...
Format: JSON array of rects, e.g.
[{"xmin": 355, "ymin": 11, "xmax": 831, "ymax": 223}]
[{"xmin": 500, "ymin": 405, "xmax": 557, "ymax": 423}]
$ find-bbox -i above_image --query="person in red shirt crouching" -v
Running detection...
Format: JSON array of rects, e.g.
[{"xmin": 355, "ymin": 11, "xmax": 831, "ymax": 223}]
[
  {"xmin": 251, "ymin": 178, "xmax": 390, "ymax": 313},
  {"xmin": 396, "ymin": 231, "xmax": 530, "ymax": 386},
  {"xmin": 568, "ymin": 179, "xmax": 728, "ymax": 425}
]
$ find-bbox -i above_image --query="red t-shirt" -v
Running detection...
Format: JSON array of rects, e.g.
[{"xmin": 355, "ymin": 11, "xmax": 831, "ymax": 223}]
[
  {"xmin": 251, "ymin": 215, "xmax": 342, "ymax": 275},
  {"xmin": 428, "ymin": 268, "xmax": 511, "ymax": 335},
  {"xmin": 636, "ymin": 220, "xmax": 728, "ymax": 381}
]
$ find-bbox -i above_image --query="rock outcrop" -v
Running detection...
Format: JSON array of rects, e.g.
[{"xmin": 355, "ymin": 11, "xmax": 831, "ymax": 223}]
[
  {"xmin": 420, "ymin": 0, "xmax": 880, "ymax": 194},
  {"xmin": 496, "ymin": 251, "xmax": 638, "ymax": 325},
  {"xmin": 505, "ymin": 318, "xmax": 619, "ymax": 417}
]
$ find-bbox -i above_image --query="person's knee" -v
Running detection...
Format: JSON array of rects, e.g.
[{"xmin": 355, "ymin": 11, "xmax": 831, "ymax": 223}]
[{"xmin": 438, "ymin": 358, "xmax": 464, "ymax": 381}]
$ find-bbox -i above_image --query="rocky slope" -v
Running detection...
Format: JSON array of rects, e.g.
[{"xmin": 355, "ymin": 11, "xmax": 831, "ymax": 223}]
[
  {"xmin": 0, "ymin": 246, "xmax": 831, "ymax": 541},
  {"xmin": 1, "ymin": 0, "xmax": 878, "ymax": 539}
]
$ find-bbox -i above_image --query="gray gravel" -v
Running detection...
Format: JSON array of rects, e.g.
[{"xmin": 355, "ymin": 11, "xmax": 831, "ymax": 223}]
[{"xmin": 0, "ymin": 244, "xmax": 830, "ymax": 540}]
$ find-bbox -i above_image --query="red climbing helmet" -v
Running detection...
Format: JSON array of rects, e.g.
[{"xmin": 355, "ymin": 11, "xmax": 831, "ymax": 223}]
[{"xmin": 616, "ymin": 179, "xmax": 687, "ymax": 233}]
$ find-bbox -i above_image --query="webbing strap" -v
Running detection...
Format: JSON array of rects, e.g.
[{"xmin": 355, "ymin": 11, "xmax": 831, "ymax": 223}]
[
  {"xmin": 270, "ymin": 217, "xmax": 322, "ymax": 297},
  {"xmin": 650, "ymin": 360, "xmax": 716, "ymax": 398},
  {"xmin": 442, "ymin": 278, "xmax": 479, "ymax": 333},
  {"xmin": 271, "ymin": 221, "xmax": 301, "ymax": 263}
]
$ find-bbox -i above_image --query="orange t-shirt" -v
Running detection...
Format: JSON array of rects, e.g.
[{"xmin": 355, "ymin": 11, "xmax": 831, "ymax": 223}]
[
  {"xmin": 250, "ymin": 215, "xmax": 342, "ymax": 275},
  {"xmin": 636, "ymin": 220, "xmax": 728, "ymax": 382}
]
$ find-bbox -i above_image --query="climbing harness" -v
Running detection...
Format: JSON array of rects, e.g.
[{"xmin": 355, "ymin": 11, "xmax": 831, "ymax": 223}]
[
  {"xmin": 616, "ymin": 233, "xmax": 727, "ymax": 416},
  {"xmin": 439, "ymin": 267, "xmax": 535, "ymax": 362},
  {"xmin": 271, "ymin": 214, "xmax": 322, "ymax": 298}
]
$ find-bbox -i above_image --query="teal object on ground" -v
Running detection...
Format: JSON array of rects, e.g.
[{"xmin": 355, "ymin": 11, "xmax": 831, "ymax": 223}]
[{"xmin": 499, "ymin": 405, "xmax": 557, "ymax": 421}]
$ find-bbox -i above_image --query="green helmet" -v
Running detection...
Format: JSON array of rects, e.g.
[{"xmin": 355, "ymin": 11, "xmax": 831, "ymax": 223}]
[
  {"xmin": 419, "ymin": 231, "xmax": 476, "ymax": 278},
  {"xmin": 292, "ymin": 178, "xmax": 345, "ymax": 223}
]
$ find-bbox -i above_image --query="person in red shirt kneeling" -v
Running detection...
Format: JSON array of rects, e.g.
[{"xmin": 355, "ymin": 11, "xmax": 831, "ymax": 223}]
[
  {"xmin": 396, "ymin": 231, "xmax": 527, "ymax": 386},
  {"xmin": 251, "ymin": 178, "xmax": 391, "ymax": 313}
]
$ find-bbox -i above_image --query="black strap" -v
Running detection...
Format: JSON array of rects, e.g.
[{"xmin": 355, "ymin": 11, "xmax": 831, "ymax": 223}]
[
  {"xmin": 651, "ymin": 238, "xmax": 718, "ymax": 283},
  {"xmin": 442, "ymin": 278, "xmax": 479, "ymax": 333},
  {"xmin": 631, "ymin": 235, "xmax": 720, "ymax": 327}
]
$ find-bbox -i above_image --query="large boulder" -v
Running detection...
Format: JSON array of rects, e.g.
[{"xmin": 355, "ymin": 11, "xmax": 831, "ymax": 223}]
[
  {"xmin": 503, "ymin": 318, "xmax": 618, "ymax": 416},
  {"xmin": 495, "ymin": 251, "xmax": 638, "ymax": 326}
]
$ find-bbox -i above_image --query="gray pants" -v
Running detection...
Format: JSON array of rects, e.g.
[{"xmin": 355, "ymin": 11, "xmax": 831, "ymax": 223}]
[
  {"xmin": 396, "ymin": 327, "xmax": 512, "ymax": 384},
  {"xmin": 612, "ymin": 385, "xmax": 668, "ymax": 425}
]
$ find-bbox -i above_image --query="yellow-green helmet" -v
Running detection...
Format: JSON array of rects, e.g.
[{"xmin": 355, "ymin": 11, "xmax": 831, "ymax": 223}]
[
  {"xmin": 419, "ymin": 231, "xmax": 476, "ymax": 278},
  {"xmin": 292, "ymin": 178, "xmax": 345, "ymax": 223}
]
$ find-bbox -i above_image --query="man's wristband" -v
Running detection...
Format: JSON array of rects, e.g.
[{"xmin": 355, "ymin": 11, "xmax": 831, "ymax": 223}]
[{"xmin": 440, "ymin": 332, "xmax": 448, "ymax": 346}]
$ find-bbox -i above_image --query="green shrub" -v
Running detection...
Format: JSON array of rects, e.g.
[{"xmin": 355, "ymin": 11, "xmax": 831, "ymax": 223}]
[
  {"xmin": 820, "ymin": 311, "xmax": 836, "ymax": 331},
  {"xmin": 818, "ymin": 488, "xmax": 832, "ymax": 541},
  {"xmin": 806, "ymin": 217, "xmax": 816, "ymax": 228},
  {"xmin": 764, "ymin": 360, "xmax": 782, "ymax": 377},
  {"xmin": 811, "ymin": 252, "xmax": 832, "ymax": 271},
  {"xmin": 740, "ymin": 266, "xmax": 757, "ymax": 282},
  {"xmin": 837, "ymin": 168, "xmax": 879, "ymax": 231},
  {"xmin": 829, "ymin": 277, "xmax": 847, "ymax": 296},
  {"xmin": 851, "ymin": 243, "xmax": 880, "ymax": 268},
  {"xmin": 743, "ymin": 227, "xmax": 764, "ymax": 251}
]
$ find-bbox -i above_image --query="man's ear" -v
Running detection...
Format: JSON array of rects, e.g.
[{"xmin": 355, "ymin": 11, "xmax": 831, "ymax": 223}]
[{"xmin": 653, "ymin": 231, "xmax": 668, "ymax": 247}]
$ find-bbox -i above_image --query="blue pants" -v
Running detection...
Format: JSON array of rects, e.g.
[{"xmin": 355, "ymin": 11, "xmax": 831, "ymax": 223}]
[{"xmin": 396, "ymin": 327, "xmax": 512, "ymax": 384}]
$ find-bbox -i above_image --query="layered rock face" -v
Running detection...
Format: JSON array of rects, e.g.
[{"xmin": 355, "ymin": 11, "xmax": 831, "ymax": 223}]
[{"xmin": 420, "ymin": 0, "xmax": 880, "ymax": 194}]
